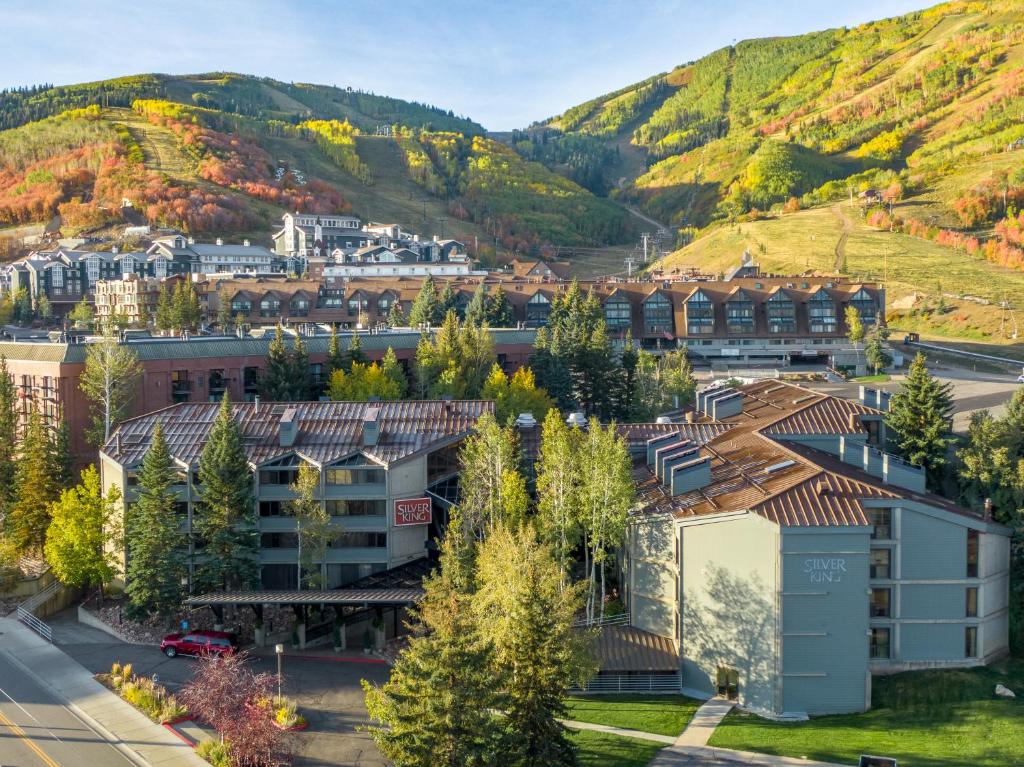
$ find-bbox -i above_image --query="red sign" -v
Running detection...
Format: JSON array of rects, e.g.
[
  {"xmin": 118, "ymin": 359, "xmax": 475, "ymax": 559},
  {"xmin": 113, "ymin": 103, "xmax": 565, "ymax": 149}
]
[{"xmin": 394, "ymin": 497, "xmax": 432, "ymax": 526}]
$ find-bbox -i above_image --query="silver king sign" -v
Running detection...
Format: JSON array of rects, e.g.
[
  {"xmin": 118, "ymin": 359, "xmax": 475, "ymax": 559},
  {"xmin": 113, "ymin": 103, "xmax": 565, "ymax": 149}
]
[{"xmin": 394, "ymin": 497, "xmax": 432, "ymax": 526}]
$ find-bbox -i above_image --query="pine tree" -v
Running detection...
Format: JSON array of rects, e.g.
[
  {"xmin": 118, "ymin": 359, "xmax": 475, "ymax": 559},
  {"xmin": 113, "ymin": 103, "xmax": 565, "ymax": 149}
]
[
  {"xmin": 864, "ymin": 316, "xmax": 892, "ymax": 375},
  {"xmin": 387, "ymin": 300, "xmax": 407, "ymax": 328},
  {"xmin": 260, "ymin": 325, "xmax": 293, "ymax": 400},
  {"xmin": 474, "ymin": 525, "xmax": 596, "ymax": 767},
  {"xmin": 530, "ymin": 327, "xmax": 575, "ymax": 412},
  {"xmin": 51, "ymin": 417, "xmax": 73, "ymax": 489},
  {"xmin": 439, "ymin": 281, "xmax": 458, "ymax": 318},
  {"xmin": 464, "ymin": 282, "xmax": 488, "ymax": 327},
  {"xmin": 155, "ymin": 284, "xmax": 173, "ymax": 333},
  {"xmin": 0, "ymin": 357, "xmax": 18, "ymax": 517},
  {"xmin": 347, "ymin": 332, "xmax": 367, "ymax": 369},
  {"xmin": 326, "ymin": 326, "xmax": 344, "ymax": 376},
  {"xmin": 408, "ymin": 275, "xmax": 441, "ymax": 327},
  {"xmin": 486, "ymin": 284, "xmax": 514, "ymax": 327},
  {"xmin": 363, "ymin": 511, "xmax": 504, "ymax": 767},
  {"xmin": 193, "ymin": 395, "xmax": 259, "ymax": 593},
  {"xmin": 886, "ymin": 353, "xmax": 955, "ymax": 492},
  {"xmin": 291, "ymin": 333, "xmax": 314, "ymax": 400},
  {"xmin": 44, "ymin": 465, "xmax": 121, "ymax": 597},
  {"xmin": 125, "ymin": 424, "xmax": 188, "ymax": 620},
  {"xmin": 7, "ymin": 410, "xmax": 60, "ymax": 554},
  {"xmin": 216, "ymin": 286, "xmax": 232, "ymax": 329},
  {"xmin": 380, "ymin": 347, "xmax": 408, "ymax": 398}
]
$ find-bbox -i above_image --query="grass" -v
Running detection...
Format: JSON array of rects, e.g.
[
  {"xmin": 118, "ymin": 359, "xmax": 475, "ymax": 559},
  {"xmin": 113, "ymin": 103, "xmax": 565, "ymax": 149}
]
[
  {"xmin": 851, "ymin": 374, "xmax": 891, "ymax": 382},
  {"xmin": 659, "ymin": 204, "xmax": 1024, "ymax": 343},
  {"xmin": 570, "ymin": 728, "xmax": 665, "ymax": 767},
  {"xmin": 565, "ymin": 694, "xmax": 701, "ymax": 737},
  {"xmin": 708, "ymin": 658, "xmax": 1024, "ymax": 767}
]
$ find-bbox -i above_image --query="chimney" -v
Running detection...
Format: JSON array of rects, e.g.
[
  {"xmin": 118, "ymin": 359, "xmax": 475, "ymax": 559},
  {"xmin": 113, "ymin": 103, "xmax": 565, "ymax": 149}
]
[
  {"xmin": 514, "ymin": 412, "xmax": 538, "ymax": 429},
  {"xmin": 216, "ymin": 238, "xmax": 224, "ymax": 246},
  {"xmin": 279, "ymin": 407, "xmax": 298, "ymax": 447},
  {"xmin": 112, "ymin": 246, "xmax": 119, "ymax": 254},
  {"xmin": 254, "ymin": 395, "xmax": 260, "ymax": 414},
  {"xmin": 363, "ymin": 406, "xmax": 381, "ymax": 446},
  {"xmin": 816, "ymin": 479, "xmax": 831, "ymax": 496},
  {"xmin": 670, "ymin": 455, "xmax": 712, "ymax": 495},
  {"xmin": 188, "ymin": 236, "xmax": 195, "ymax": 245},
  {"xmin": 984, "ymin": 498, "xmax": 993, "ymax": 520},
  {"xmin": 685, "ymin": 411, "xmax": 695, "ymax": 424},
  {"xmin": 243, "ymin": 239, "xmax": 250, "ymax": 247}
]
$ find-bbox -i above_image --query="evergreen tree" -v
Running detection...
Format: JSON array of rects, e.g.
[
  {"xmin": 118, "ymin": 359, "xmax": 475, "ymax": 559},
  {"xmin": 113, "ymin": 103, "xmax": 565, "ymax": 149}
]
[
  {"xmin": 51, "ymin": 417, "xmax": 73, "ymax": 489},
  {"xmin": 380, "ymin": 347, "xmax": 408, "ymax": 398},
  {"xmin": 530, "ymin": 327, "xmax": 574, "ymax": 412},
  {"xmin": 387, "ymin": 300, "xmax": 407, "ymax": 328},
  {"xmin": 464, "ymin": 282, "xmax": 488, "ymax": 327},
  {"xmin": 347, "ymin": 332, "xmax": 367, "ymax": 369},
  {"xmin": 486, "ymin": 284, "xmax": 514, "ymax": 327},
  {"xmin": 474, "ymin": 525, "xmax": 596, "ymax": 767},
  {"xmin": 886, "ymin": 353, "xmax": 955, "ymax": 492},
  {"xmin": 291, "ymin": 333, "xmax": 314, "ymax": 400},
  {"xmin": 125, "ymin": 424, "xmax": 188, "ymax": 620},
  {"xmin": 7, "ymin": 410, "xmax": 60, "ymax": 554},
  {"xmin": 44, "ymin": 466, "xmax": 121, "ymax": 598},
  {"xmin": 0, "ymin": 357, "xmax": 18, "ymax": 517},
  {"xmin": 260, "ymin": 325, "xmax": 293, "ymax": 400},
  {"xmin": 68, "ymin": 296, "xmax": 95, "ymax": 328},
  {"xmin": 155, "ymin": 284, "xmax": 173, "ymax": 333},
  {"xmin": 408, "ymin": 275, "xmax": 441, "ymax": 327},
  {"xmin": 864, "ymin": 316, "xmax": 892, "ymax": 375},
  {"xmin": 193, "ymin": 395, "xmax": 259, "ymax": 593},
  {"xmin": 439, "ymin": 281, "xmax": 458, "ymax": 318},
  {"xmin": 326, "ymin": 326, "xmax": 345, "ymax": 376},
  {"xmin": 216, "ymin": 286, "xmax": 232, "ymax": 329},
  {"xmin": 363, "ymin": 509, "xmax": 503, "ymax": 767}
]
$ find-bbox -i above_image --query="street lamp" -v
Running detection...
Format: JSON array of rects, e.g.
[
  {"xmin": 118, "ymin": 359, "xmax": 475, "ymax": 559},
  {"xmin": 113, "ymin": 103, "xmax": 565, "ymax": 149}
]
[{"xmin": 275, "ymin": 643, "xmax": 284, "ymax": 700}]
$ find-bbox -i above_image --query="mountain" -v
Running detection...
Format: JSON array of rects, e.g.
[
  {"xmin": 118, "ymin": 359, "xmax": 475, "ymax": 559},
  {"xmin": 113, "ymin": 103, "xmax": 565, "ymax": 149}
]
[
  {"xmin": 520, "ymin": 0, "xmax": 1024, "ymax": 347},
  {"xmin": 0, "ymin": 73, "xmax": 630, "ymax": 258}
]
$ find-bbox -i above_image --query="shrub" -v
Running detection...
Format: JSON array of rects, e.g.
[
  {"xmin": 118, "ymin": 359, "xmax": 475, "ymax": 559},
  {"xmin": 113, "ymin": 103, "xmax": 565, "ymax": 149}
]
[{"xmin": 196, "ymin": 739, "xmax": 233, "ymax": 767}]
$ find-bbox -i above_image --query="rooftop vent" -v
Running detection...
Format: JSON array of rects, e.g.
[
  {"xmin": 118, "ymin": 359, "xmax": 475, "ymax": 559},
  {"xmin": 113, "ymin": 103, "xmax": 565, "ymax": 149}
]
[
  {"xmin": 362, "ymin": 406, "xmax": 381, "ymax": 447},
  {"xmin": 792, "ymin": 394, "xmax": 817, "ymax": 405},
  {"xmin": 514, "ymin": 412, "xmax": 538, "ymax": 429},
  {"xmin": 216, "ymin": 238, "xmax": 224, "ymax": 246},
  {"xmin": 566, "ymin": 411, "xmax": 586, "ymax": 428},
  {"xmin": 763, "ymin": 460, "xmax": 796, "ymax": 475},
  {"xmin": 655, "ymin": 416, "xmax": 673, "ymax": 425},
  {"xmin": 670, "ymin": 455, "xmax": 712, "ymax": 495},
  {"xmin": 279, "ymin": 407, "xmax": 299, "ymax": 448},
  {"xmin": 243, "ymin": 239, "xmax": 250, "ymax": 247}
]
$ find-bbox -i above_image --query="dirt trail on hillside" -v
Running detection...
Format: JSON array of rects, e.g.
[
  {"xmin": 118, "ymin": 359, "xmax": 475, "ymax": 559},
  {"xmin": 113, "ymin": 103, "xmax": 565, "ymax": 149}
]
[{"xmin": 831, "ymin": 204, "xmax": 852, "ymax": 272}]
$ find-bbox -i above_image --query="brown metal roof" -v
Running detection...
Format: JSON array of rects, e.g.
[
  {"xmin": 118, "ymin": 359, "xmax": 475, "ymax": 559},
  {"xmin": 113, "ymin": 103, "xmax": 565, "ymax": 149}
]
[
  {"xmin": 103, "ymin": 400, "xmax": 494, "ymax": 468},
  {"xmin": 519, "ymin": 421, "xmax": 734, "ymax": 460},
  {"xmin": 596, "ymin": 625, "xmax": 679, "ymax": 672}
]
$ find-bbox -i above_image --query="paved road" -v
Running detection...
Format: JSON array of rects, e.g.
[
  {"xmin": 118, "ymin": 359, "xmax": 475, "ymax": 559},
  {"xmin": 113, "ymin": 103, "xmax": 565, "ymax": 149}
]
[
  {"xmin": 0, "ymin": 651, "xmax": 135, "ymax": 767},
  {"xmin": 50, "ymin": 609, "xmax": 389, "ymax": 767}
]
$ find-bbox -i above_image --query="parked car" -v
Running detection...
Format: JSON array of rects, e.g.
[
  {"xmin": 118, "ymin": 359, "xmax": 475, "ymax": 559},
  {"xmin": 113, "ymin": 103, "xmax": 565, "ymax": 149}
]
[
  {"xmin": 160, "ymin": 630, "xmax": 237, "ymax": 658},
  {"xmin": 1016, "ymin": 373, "xmax": 1024, "ymax": 383}
]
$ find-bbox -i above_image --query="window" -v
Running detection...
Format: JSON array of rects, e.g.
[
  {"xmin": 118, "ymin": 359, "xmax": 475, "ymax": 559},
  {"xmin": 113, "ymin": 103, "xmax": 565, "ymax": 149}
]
[
  {"xmin": 331, "ymin": 532, "xmax": 387, "ymax": 548},
  {"xmin": 260, "ymin": 532, "xmax": 299, "ymax": 549},
  {"xmin": 231, "ymin": 298, "xmax": 252, "ymax": 314},
  {"xmin": 289, "ymin": 296, "xmax": 309, "ymax": 317},
  {"xmin": 259, "ymin": 298, "xmax": 280, "ymax": 317},
  {"xmin": 966, "ymin": 587, "xmax": 978, "ymax": 618},
  {"xmin": 171, "ymin": 370, "xmax": 190, "ymax": 403},
  {"xmin": 725, "ymin": 291, "xmax": 755, "ymax": 334},
  {"xmin": 50, "ymin": 266, "xmax": 64, "ymax": 288},
  {"xmin": 243, "ymin": 367, "xmax": 260, "ymax": 399},
  {"xmin": 525, "ymin": 293, "xmax": 551, "ymax": 327},
  {"xmin": 686, "ymin": 289, "xmax": 714, "ymax": 335},
  {"xmin": 259, "ymin": 456, "xmax": 303, "ymax": 486},
  {"xmin": 325, "ymin": 499, "xmax": 385, "ymax": 516},
  {"xmin": 869, "ymin": 508, "xmax": 891, "ymax": 540},
  {"xmin": 153, "ymin": 258, "xmax": 167, "ymax": 279},
  {"xmin": 121, "ymin": 256, "xmax": 135, "ymax": 276},
  {"xmin": 643, "ymin": 293, "xmax": 673, "ymax": 335},
  {"xmin": 808, "ymin": 290, "xmax": 837, "ymax": 333},
  {"xmin": 208, "ymin": 370, "xmax": 227, "ymax": 401},
  {"xmin": 870, "ymin": 548, "xmax": 891, "ymax": 579},
  {"xmin": 965, "ymin": 626, "xmax": 978, "ymax": 658},
  {"xmin": 850, "ymin": 288, "xmax": 877, "ymax": 324},
  {"xmin": 259, "ymin": 501, "xmax": 290, "ymax": 517},
  {"xmin": 967, "ymin": 529, "xmax": 979, "ymax": 578},
  {"xmin": 870, "ymin": 627, "xmax": 891, "ymax": 659},
  {"xmin": 86, "ymin": 256, "xmax": 100, "ymax": 284},
  {"xmin": 603, "ymin": 296, "xmax": 632, "ymax": 330},
  {"xmin": 870, "ymin": 588, "xmax": 891, "ymax": 617},
  {"xmin": 325, "ymin": 455, "xmax": 384, "ymax": 485}
]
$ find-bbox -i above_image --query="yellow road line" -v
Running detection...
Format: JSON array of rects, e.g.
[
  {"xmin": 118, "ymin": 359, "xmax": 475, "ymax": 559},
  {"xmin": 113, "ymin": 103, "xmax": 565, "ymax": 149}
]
[{"xmin": 0, "ymin": 707, "xmax": 61, "ymax": 767}]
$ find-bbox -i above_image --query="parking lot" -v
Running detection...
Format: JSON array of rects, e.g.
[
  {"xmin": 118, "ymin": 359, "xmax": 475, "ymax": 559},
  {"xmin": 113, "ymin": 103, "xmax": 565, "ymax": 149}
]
[{"xmin": 49, "ymin": 609, "xmax": 390, "ymax": 767}]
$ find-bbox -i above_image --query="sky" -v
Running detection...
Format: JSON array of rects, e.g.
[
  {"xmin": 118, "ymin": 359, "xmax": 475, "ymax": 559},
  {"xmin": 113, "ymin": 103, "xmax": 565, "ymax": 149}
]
[{"xmin": 3, "ymin": 0, "xmax": 932, "ymax": 130}]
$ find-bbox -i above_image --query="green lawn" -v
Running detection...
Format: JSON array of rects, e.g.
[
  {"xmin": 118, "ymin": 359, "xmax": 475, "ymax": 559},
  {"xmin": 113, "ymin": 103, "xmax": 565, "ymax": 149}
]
[
  {"xmin": 850, "ymin": 374, "xmax": 891, "ymax": 383},
  {"xmin": 565, "ymin": 694, "xmax": 700, "ymax": 737},
  {"xmin": 571, "ymin": 728, "xmax": 665, "ymax": 767},
  {"xmin": 709, "ymin": 659, "xmax": 1024, "ymax": 767}
]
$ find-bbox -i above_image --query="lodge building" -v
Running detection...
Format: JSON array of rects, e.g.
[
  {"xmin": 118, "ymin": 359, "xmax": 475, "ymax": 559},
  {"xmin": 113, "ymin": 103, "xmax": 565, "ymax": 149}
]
[{"xmin": 623, "ymin": 380, "xmax": 1011, "ymax": 717}]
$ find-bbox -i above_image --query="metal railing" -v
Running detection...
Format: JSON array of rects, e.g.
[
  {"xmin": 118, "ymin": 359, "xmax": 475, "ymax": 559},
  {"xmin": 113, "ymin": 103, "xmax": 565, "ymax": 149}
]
[
  {"xmin": 573, "ymin": 611, "xmax": 631, "ymax": 628},
  {"xmin": 572, "ymin": 672, "xmax": 682, "ymax": 694},
  {"xmin": 16, "ymin": 578, "xmax": 60, "ymax": 642}
]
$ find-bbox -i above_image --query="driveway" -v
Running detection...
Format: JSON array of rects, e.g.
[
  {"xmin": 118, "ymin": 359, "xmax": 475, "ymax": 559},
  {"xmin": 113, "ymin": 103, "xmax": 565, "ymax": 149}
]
[{"xmin": 49, "ymin": 609, "xmax": 390, "ymax": 767}]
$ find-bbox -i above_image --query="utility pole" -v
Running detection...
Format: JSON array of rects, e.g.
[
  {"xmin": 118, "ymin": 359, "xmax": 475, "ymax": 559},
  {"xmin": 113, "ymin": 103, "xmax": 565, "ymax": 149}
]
[
  {"xmin": 624, "ymin": 255, "xmax": 637, "ymax": 278},
  {"xmin": 641, "ymin": 232, "xmax": 650, "ymax": 264}
]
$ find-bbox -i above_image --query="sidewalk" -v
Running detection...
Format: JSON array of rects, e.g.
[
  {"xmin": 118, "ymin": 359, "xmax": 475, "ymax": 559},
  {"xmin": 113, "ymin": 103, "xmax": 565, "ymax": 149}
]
[{"xmin": 0, "ymin": 616, "xmax": 208, "ymax": 767}]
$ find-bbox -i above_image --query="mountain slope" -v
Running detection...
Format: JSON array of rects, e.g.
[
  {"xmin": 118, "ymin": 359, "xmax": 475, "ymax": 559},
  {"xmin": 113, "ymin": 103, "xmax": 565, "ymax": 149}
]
[{"xmin": 0, "ymin": 73, "xmax": 629, "ymax": 255}]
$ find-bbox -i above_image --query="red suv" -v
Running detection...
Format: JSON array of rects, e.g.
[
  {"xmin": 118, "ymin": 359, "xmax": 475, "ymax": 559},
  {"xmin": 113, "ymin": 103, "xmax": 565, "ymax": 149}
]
[{"xmin": 160, "ymin": 630, "xmax": 237, "ymax": 658}]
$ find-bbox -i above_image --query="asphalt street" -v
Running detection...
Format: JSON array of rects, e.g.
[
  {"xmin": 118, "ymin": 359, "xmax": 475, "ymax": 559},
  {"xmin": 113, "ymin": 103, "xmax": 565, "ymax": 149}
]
[{"xmin": 0, "ymin": 650, "xmax": 135, "ymax": 767}]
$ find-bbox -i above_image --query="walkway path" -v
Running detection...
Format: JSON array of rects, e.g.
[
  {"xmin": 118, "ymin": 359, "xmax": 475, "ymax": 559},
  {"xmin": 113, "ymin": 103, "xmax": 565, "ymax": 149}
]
[{"xmin": 0, "ymin": 616, "xmax": 208, "ymax": 767}]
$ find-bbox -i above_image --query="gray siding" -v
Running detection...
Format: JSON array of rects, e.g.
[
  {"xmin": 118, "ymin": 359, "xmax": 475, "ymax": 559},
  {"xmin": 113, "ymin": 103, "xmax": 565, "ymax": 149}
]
[
  {"xmin": 629, "ymin": 515, "xmax": 678, "ymax": 640},
  {"xmin": 781, "ymin": 528, "xmax": 870, "ymax": 715}
]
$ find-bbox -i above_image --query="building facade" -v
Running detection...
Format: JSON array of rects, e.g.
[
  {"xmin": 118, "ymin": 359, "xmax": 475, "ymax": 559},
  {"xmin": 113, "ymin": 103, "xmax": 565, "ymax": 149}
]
[
  {"xmin": 99, "ymin": 400, "xmax": 488, "ymax": 590},
  {"xmin": 624, "ymin": 381, "xmax": 1010, "ymax": 717}
]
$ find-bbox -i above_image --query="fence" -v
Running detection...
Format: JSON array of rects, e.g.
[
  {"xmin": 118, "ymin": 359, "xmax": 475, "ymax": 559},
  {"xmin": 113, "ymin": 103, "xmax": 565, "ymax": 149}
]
[
  {"xmin": 573, "ymin": 611, "xmax": 630, "ymax": 628},
  {"xmin": 16, "ymin": 578, "xmax": 60, "ymax": 642},
  {"xmin": 572, "ymin": 671, "xmax": 682, "ymax": 694}
]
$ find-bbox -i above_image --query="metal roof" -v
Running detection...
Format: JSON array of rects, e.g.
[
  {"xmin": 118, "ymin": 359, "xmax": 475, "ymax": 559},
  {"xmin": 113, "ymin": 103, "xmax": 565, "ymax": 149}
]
[
  {"xmin": 103, "ymin": 399, "xmax": 494, "ymax": 468},
  {"xmin": 186, "ymin": 588, "xmax": 423, "ymax": 606},
  {"xmin": 596, "ymin": 625, "xmax": 679, "ymax": 672}
]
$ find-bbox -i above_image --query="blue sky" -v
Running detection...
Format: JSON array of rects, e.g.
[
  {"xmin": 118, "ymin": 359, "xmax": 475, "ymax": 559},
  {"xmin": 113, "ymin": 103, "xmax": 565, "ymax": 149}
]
[{"xmin": 3, "ymin": 0, "xmax": 930, "ymax": 129}]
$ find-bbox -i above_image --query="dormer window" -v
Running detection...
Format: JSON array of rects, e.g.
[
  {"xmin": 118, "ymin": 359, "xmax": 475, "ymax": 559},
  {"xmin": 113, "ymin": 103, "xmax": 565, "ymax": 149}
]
[
  {"xmin": 643, "ymin": 292, "xmax": 673, "ymax": 335},
  {"xmin": 525, "ymin": 292, "xmax": 551, "ymax": 327},
  {"xmin": 604, "ymin": 294, "xmax": 632, "ymax": 330},
  {"xmin": 809, "ymin": 289, "xmax": 837, "ymax": 334},
  {"xmin": 686, "ymin": 289, "xmax": 714, "ymax": 335},
  {"xmin": 850, "ymin": 288, "xmax": 878, "ymax": 324},
  {"xmin": 725, "ymin": 290, "xmax": 755, "ymax": 334},
  {"xmin": 767, "ymin": 291, "xmax": 796, "ymax": 334}
]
